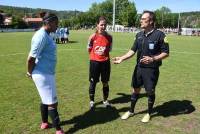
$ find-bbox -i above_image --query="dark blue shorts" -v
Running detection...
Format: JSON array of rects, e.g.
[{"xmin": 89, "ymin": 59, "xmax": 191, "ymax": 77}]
[
  {"xmin": 89, "ymin": 60, "xmax": 110, "ymax": 83},
  {"xmin": 131, "ymin": 65, "xmax": 159, "ymax": 92}
]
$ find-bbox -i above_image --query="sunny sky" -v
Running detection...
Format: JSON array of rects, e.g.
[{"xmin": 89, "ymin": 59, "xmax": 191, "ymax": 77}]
[{"xmin": 0, "ymin": 0, "xmax": 199, "ymax": 13}]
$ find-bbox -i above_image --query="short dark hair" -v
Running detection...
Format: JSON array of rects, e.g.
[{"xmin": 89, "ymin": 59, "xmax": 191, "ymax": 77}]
[
  {"xmin": 39, "ymin": 12, "xmax": 58, "ymax": 24},
  {"xmin": 142, "ymin": 10, "xmax": 156, "ymax": 26}
]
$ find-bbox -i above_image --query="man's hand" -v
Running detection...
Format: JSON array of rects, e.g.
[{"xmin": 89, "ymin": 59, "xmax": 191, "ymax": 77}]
[
  {"xmin": 140, "ymin": 56, "xmax": 154, "ymax": 64},
  {"xmin": 112, "ymin": 57, "xmax": 123, "ymax": 64}
]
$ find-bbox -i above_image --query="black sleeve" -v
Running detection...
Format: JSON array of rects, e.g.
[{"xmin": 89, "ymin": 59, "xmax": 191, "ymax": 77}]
[
  {"xmin": 159, "ymin": 33, "xmax": 169, "ymax": 54},
  {"xmin": 131, "ymin": 34, "xmax": 138, "ymax": 52}
]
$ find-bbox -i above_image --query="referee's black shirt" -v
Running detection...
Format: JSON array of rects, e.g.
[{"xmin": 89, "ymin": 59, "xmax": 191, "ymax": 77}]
[{"xmin": 131, "ymin": 29, "xmax": 169, "ymax": 68}]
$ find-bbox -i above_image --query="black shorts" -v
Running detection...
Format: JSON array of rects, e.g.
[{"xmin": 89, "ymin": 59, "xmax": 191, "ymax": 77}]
[
  {"xmin": 131, "ymin": 65, "xmax": 159, "ymax": 92},
  {"xmin": 61, "ymin": 37, "xmax": 64, "ymax": 42},
  {"xmin": 89, "ymin": 60, "xmax": 110, "ymax": 83}
]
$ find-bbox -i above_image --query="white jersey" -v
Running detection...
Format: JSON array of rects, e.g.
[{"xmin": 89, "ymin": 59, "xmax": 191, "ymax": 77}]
[
  {"xmin": 59, "ymin": 28, "xmax": 65, "ymax": 38},
  {"xmin": 55, "ymin": 28, "xmax": 60, "ymax": 39},
  {"xmin": 50, "ymin": 32, "xmax": 56, "ymax": 41}
]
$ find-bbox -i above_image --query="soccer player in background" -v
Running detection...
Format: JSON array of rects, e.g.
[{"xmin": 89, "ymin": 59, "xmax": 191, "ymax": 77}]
[{"xmin": 87, "ymin": 16, "xmax": 113, "ymax": 111}]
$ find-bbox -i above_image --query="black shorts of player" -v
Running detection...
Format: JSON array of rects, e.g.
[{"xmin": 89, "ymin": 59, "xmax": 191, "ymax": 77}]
[
  {"xmin": 131, "ymin": 65, "xmax": 159, "ymax": 93},
  {"xmin": 89, "ymin": 60, "xmax": 110, "ymax": 83},
  {"xmin": 61, "ymin": 37, "xmax": 64, "ymax": 42}
]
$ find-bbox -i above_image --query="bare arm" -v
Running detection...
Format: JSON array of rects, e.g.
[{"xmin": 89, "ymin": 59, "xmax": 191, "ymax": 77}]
[
  {"xmin": 140, "ymin": 52, "xmax": 169, "ymax": 64},
  {"xmin": 26, "ymin": 56, "xmax": 36, "ymax": 78},
  {"xmin": 112, "ymin": 50, "xmax": 135, "ymax": 64}
]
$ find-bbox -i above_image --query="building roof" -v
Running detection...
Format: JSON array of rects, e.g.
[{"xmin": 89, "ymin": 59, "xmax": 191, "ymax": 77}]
[{"xmin": 24, "ymin": 18, "xmax": 43, "ymax": 22}]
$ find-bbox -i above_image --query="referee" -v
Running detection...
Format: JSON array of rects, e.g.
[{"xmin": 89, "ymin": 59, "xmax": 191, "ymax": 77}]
[{"xmin": 113, "ymin": 10, "xmax": 169, "ymax": 123}]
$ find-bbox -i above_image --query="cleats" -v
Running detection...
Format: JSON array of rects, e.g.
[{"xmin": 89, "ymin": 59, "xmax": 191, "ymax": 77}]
[
  {"xmin": 90, "ymin": 101, "xmax": 95, "ymax": 111},
  {"xmin": 103, "ymin": 100, "xmax": 111, "ymax": 108},
  {"xmin": 40, "ymin": 122, "xmax": 49, "ymax": 129},
  {"xmin": 121, "ymin": 111, "xmax": 134, "ymax": 120},
  {"xmin": 141, "ymin": 113, "xmax": 151, "ymax": 123},
  {"xmin": 56, "ymin": 129, "xmax": 64, "ymax": 134}
]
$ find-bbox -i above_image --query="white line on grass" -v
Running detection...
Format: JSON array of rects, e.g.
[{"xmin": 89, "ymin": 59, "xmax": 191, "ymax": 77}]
[
  {"xmin": 1, "ymin": 49, "xmax": 200, "ymax": 57},
  {"xmin": 170, "ymin": 51, "xmax": 200, "ymax": 55},
  {"xmin": 0, "ymin": 53, "xmax": 25, "ymax": 57}
]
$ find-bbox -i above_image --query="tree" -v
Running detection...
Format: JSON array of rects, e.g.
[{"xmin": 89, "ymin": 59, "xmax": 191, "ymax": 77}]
[
  {"xmin": 118, "ymin": 2, "xmax": 137, "ymax": 27},
  {"xmin": 87, "ymin": 0, "xmax": 137, "ymax": 27},
  {"xmin": 155, "ymin": 6, "xmax": 179, "ymax": 28},
  {"xmin": 155, "ymin": 6, "xmax": 171, "ymax": 28},
  {"xmin": 135, "ymin": 14, "xmax": 141, "ymax": 28},
  {"xmin": 88, "ymin": 1, "xmax": 113, "ymax": 24},
  {"xmin": 0, "ymin": 10, "xmax": 4, "ymax": 27},
  {"xmin": 11, "ymin": 16, "xmax": 27, "ymax": 29},
  {"xmin": 116, "ymin": 0, "xmax": 137, "ymax": 26},
  {"xmin": 0, "ymin": 14, "xmax": 4, "ymax": 26}
]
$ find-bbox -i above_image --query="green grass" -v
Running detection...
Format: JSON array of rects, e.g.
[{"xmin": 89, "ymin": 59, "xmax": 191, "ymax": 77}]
[{"xmin": 0, "ymin": 30, "xmax": 200, "ymax": 134}]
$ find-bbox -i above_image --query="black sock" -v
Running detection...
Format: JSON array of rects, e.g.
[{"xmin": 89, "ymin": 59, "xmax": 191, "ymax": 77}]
[
  {"xmin": 40, "ymin": 104, "xmax": 48, "ymax": 123},
  {"xmin": 103, "ymin": 86, "xmax": 109, "ymax": 101},
  {"xmin": 48, "ymin": 108, "xmax": 61, "ymax": 130},
  {"xmin": 89, "ymin": 82, "xmax": 96, "ymax": 101},
  {"xmin": 130, "ymin": 93, "xmax": 139, "ymax": 113},
  {"xmin": 148, "ymin": 94, "xmax": 155, "ymax": 114}
]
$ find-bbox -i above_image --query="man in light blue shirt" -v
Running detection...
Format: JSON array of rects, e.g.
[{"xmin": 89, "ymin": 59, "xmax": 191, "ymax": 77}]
[
  {"xmin": 29, "ymin": 27, "xmax": 57, "ymax": 74},
  {"xmin": 26, "ymin": 12, "xmax": 64, "ymax": 134}
]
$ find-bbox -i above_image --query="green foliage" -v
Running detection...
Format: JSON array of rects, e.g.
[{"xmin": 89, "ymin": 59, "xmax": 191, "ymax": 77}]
[
  {"xmin": 0, "ymin": 5, "xmax": 82, "ymax": 20},
  {"xmin": 155, "ymin": 8, "xmax": 177, "ymax": 28},
  {"xmin": 115, "ymin": 0, "xmax": 137, "ymax": 26},
  {"xmin": 11, "ymin": 16, "xmax": 28, "ymax": 29},
  {"xmin": 0, "ymin": 13, "xmax": 4, "ymax": 25},
  {"xmin": 180, "ymin": 12, "xmax": 200, "ymax": 28},
  {"xmin": 155, "ymin": 6, "xmax": 177, "ymax": 28},
  {"xmin": 87, "ymin": 0, "xmax": 137, "ymax": 27},
  {"xmin": 88, "ymin": 0, "xmax": 113, "ymax": 24},
  {"xmin": 118, "ymin": 3, "xmax": 137, "ymax": 27}
]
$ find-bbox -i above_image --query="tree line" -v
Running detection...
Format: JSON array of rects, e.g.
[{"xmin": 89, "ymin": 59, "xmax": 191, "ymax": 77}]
[{"xmin": 0, "ymin": 0, "xmax": 200, "ymax": 29}]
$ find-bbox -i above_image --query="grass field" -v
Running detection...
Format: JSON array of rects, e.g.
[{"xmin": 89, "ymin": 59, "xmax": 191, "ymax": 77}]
[{"xmin": 0, "ymin": 30, "xmax": 200, "ymax": 134}]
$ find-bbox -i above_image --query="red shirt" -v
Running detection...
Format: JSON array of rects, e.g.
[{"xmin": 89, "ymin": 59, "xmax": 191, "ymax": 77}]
[{"xmin": 88, "ymin": 33, "xmax": 112, "ymax": 62}]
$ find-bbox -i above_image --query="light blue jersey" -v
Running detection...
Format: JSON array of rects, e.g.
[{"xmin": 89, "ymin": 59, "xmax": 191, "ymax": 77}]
[{"xmin": 29, "ymin": 27, "xmax": 57, "ymax": 74}]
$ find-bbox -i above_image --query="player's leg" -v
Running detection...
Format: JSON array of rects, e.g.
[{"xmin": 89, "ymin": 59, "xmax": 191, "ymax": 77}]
[
  {"xmin": 141, "ymin": 68, "xmax": 159, "ymax": 123},
  {"xmin": 121, "ymin": 66, "xmax": 142, "ymax": 120},
  {"xmin": 48, "ymin": 103, "xmax": 63, "ymax": 133},
  {"xmin": 101, "ymin": 60, "xmax": 111, "ymax": 107},
  {"xmin": 89, "ymin": 60, "xmax": 100, "ymax": 110},
  {"xmin": 46, "ymin": 75, "xmax": 63, "ymax": 133},
  {"xmin": 32, "ymin": 73, "xmax": 64, "ymax": 133},
  {"xmin": 40, "ymin": 103, "xmax": 49, "ymax": 129}
]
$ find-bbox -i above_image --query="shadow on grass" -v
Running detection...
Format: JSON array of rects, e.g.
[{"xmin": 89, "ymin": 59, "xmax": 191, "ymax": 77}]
[
  {"xmin": 137, "ymin": 100, "xmax": 195, "ymax": 118},
  {"xmin": 109, "ymin": 92, "xmax": 147, "ymax": 104},
  {"xmin": 60, "ymin": 92, "xmax": 146, "ymax": 133},
  {"xmin": 152, "ymin": 100, "xmax": 195, "ymax": 117},
  {"xmin": 67, "ymin": 40, "xmax": 78, "ymax": 44},
  {"xmin": 57, "ymin": 40, "xmax": 78, "ymax": 45},
  {"xmin": 61, "ymin": 106, "xmax": 119, "ymax": 134},
  {"xmin": 60, "ymin": 94, "xmax": 195, "ymax": 133}
]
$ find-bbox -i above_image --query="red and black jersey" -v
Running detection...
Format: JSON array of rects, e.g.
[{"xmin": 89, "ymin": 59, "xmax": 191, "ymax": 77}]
[{"xmin": 88, "ymin": 33, "xmax": 112, "ymax": 62}]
